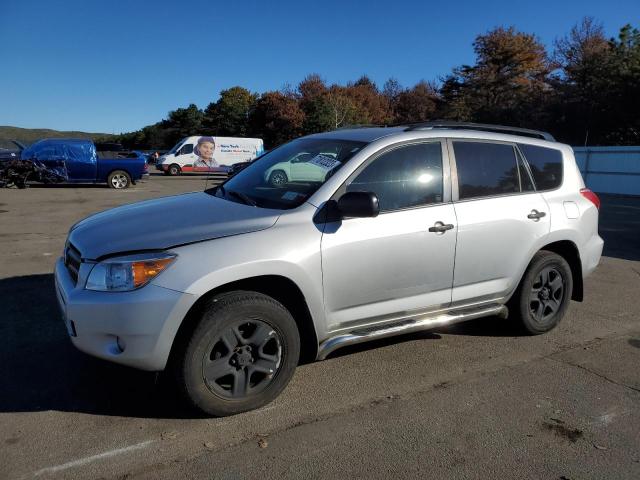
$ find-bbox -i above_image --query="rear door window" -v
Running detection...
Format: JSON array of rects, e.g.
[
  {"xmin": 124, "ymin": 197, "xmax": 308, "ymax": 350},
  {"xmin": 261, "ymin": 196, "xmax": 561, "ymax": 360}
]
[
  {"xmin": 517, "ymin": 144, "xmax": 563, "ymax": 190},
  {"xmin": 452, "ymin": 142, "xmax": 522, "ymax": 200}
]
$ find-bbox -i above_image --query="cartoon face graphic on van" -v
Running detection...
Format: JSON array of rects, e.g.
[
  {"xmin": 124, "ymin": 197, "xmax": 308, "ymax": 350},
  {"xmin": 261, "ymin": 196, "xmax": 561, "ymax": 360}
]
[{"xmin": 193, "ymin": 136, "xmax": 219, "ymax": 170}]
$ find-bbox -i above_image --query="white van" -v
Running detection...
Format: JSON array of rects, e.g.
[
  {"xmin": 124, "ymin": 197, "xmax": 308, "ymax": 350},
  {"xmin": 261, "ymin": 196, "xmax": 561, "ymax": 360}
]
[{"xmin": 157, "ymin": 136, "xmax": 264, "ymax": 175}]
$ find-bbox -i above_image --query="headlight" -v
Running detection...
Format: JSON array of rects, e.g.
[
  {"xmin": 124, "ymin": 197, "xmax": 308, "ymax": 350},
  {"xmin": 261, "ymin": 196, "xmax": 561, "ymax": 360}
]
[{"xmin": 86, "ymin": 252, "xmax": 176, "ymax": 292}]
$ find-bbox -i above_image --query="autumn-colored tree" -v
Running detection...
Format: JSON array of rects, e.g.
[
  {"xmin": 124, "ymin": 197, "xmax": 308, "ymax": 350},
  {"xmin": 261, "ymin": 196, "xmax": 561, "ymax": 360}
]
[
  {"xmin": 203, "ymin": 86, "xmax": 258, "ymax": 136},
  {"xmin": 343, "ymin": 76, "xmax": 392, "ymax": 125},
  {"xmin": 248, "ymin": 91, "xmax": 305, "ymax": 148},
  {"xmin": 297, "ymin": 74, "xmax": 327, "ymax": 106},
  {"xmin": 382, "ymin": 78, "xmax": 402, "ymax": 119},
  {"xmin": 325, "ymin": 86, "xmax": 358, "ymax": 129},
  {"xmin": 297, "ymin": 74, "xmax": 334, "ymax": 133},
  {"xmin": 441, "ymin": 26, "xmax": 552, "ymax": 126},
  {"xmin": 394, "ymin": 81, "xmax": 440, "ymax": 124}
]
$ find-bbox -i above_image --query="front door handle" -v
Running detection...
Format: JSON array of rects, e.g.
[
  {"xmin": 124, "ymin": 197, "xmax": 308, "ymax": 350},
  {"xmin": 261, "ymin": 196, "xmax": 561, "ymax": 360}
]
[
  {"xmin": 429, "ymin": 221, "xmax": 454, "ymax": 233},
  {"xmin": 527, "ymin": 209, "xmax": 547, "ymax": 220}
]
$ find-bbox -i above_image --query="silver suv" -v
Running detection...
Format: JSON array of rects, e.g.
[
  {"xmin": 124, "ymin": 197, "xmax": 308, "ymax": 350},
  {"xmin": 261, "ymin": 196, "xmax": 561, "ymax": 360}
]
[{"xmin": 54, "ymin": 122, "xmax": 604, "ymax": 416}]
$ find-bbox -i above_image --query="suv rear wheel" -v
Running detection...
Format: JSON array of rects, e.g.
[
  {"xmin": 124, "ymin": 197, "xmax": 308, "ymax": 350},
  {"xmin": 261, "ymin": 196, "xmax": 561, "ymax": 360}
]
[
  {"xmin": 509, "ymin": 251, "xmax": 573, "ymax": 334},
  {"xmin": 174, "ymin": 291, "xmax": 300, "ymax": 416}
]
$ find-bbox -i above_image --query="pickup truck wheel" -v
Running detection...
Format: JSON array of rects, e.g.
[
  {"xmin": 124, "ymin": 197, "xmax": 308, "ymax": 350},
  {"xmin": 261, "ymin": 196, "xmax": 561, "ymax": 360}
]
[
  {"xmin": 108, "ymin": 170, "xmax": 131, "ymax": 189},
  {"xmin": 508, "ymin": 251, "xmax": 573, "ymax": 335},
  {"xmin": 175, "ymin": 291, "xmax": 300, "ymax": 416},
  {"xmin": 168, "ymin": 164, "xmax": 181, "ymax": 176}
]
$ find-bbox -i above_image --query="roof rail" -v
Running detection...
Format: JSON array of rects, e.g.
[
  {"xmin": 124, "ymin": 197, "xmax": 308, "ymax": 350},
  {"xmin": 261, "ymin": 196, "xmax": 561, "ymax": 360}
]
[
  {"xmin": 335, "ymin": 124, "xmax": 386, "ymax": 130},
  {"xmin": 403, "ymin": 121, "xmax": 555, "ymax": 142}
]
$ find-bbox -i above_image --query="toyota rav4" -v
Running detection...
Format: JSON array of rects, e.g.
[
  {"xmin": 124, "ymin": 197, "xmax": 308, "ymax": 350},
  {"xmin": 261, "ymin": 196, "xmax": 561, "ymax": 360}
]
[{"xmin": 54, "ymin": 122, "xmax": 603, "ymax": 416}]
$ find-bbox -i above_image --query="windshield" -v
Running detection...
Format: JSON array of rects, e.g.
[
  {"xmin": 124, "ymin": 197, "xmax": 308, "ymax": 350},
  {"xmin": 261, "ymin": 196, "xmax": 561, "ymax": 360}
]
[
  {"xmin": 167, "ymin": 138, "xmax": 187, "ymax": 155},
  {"xmin": 207, "ymin": 137, "xmax": 367, "ymax": 210}
]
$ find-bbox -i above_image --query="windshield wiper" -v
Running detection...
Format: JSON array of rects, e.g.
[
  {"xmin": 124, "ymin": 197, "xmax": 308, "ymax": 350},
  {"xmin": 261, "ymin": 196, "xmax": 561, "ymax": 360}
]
[{"xmin": 227, "ymin": 189, "xmax": 257, "ymax": 207}]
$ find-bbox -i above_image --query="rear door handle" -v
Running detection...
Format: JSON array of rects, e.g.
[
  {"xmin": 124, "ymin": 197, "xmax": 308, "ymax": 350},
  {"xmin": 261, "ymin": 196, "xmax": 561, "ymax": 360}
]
[
  {"xmin": 527, "ymin": 209, "xmax": 546, "ymax": 220},
  {"xmin": 429, "ymin": 222, "xmax": 454, "ymax": 233}
]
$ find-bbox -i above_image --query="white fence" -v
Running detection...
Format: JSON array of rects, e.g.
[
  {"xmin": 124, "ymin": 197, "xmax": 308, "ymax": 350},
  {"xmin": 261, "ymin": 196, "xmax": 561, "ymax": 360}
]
[{"xmin": 573, "ymin": 146, "xmax": 640, "ymax": 196}]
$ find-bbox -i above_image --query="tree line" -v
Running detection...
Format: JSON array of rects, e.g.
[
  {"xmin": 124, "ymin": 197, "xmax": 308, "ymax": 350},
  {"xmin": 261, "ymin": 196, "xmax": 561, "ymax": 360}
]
[{"xmin": 110, "ymin": 18, "xmax": 640, "ymax": 150}]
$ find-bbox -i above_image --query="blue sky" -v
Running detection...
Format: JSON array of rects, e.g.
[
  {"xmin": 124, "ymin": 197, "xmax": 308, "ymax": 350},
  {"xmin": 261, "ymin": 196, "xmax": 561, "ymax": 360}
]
[{"xmin": 1, "ymin": 0, "xmax": 638, "ymax": 133}]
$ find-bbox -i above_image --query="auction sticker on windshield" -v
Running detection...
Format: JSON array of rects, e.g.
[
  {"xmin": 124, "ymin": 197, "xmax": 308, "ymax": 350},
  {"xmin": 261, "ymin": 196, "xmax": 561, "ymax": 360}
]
[
  {"xmin": 281, "ymin": 191, "xmax": 302, "ymax": 201},
  {"xmin": 308, "ymin": 154, "xmax": 341, "ymax": 171}
]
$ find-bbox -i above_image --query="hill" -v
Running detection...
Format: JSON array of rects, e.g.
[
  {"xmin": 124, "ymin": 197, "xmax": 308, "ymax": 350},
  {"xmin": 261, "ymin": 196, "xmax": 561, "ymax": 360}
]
[{"xmin": 0, "ymin": 126, "xmax": 115, "ymax": 146}]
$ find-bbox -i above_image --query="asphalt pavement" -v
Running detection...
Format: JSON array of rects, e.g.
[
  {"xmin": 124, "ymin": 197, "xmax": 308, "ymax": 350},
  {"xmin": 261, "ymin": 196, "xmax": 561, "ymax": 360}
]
[{"xmin": 1, "ymin": 175, "xmax": 638, "ymax": 479}]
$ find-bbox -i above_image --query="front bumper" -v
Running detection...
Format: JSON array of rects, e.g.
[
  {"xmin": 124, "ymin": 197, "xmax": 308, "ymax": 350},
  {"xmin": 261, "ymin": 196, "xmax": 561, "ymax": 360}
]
[{"xmin": 54, "ymin": 257, "xmax": 196, "ymax": 371}]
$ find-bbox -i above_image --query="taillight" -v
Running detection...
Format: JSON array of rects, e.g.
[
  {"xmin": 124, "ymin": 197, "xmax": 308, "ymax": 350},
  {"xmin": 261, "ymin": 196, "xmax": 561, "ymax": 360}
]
[
  {"xmin": 580, "ymin": 188, "xmax": 600, "ymax": 210},
  {"xmin": 144, "ymin": 162, "xmax": 148, "ymax": 171}
]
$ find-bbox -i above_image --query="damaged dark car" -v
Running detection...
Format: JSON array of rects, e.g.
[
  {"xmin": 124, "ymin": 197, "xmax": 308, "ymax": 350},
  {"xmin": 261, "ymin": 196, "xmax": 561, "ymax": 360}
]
[{"xmin": 0, "ymin": 138, "xmax": 147, "ymax": 189}]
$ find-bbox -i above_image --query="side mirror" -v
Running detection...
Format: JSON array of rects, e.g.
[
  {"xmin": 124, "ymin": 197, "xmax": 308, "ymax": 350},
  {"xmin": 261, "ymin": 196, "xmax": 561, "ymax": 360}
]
[{"xmin": 337, "ymin": 191, "xmax": 380, "ymax": 218}]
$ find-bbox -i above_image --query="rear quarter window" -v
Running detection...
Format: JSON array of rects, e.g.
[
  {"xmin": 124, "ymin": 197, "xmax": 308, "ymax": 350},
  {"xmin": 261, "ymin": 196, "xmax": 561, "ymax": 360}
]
[
  {"xmin": 452, "ymin": 141, "xmax": 521, "ymax": 199},
  {"xmin": 518, "ymin": 144, "xmax": 563, "ymax": 190}
]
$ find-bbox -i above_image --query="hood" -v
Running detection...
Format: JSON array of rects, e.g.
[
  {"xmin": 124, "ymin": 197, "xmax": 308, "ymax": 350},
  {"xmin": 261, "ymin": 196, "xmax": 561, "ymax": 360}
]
[{"xmin": 69, "ymin": 192, "xmax": 280, "ymax": 260}]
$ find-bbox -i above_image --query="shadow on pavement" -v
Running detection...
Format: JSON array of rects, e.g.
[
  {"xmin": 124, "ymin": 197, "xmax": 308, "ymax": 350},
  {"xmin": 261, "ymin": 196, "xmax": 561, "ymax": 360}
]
[
  {"xmin": 0, "ymin": 273, "xmax": 198, "ymax": 419},
  {"xmin": 432, "ymin": 316, "xmax": 523, "ymax": 337},
  {"xmin": 325, "ymin": 331, "xmax": 443, "ymax": 359}
]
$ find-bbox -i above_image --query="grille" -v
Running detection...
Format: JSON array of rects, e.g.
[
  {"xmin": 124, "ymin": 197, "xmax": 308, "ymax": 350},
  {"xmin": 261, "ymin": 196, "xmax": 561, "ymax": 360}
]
[{"xmin": 65, "ymin": 243, "xmax": 82, "ymax": 284}]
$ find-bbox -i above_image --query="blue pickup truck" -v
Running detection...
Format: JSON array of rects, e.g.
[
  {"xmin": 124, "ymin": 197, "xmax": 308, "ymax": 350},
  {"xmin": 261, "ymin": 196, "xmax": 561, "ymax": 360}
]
[{"xmin": 17, "ymin": 139, "xmax": 147, "ymax": 189}]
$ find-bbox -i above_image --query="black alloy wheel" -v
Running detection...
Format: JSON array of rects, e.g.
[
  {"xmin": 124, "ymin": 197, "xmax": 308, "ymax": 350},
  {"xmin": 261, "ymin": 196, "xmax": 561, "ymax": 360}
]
[
  {"xmin": 174, "ymin": 291, "xmax": 300, "ymax": 416},
  {"xmin": 509, "ymin": 250, "xmax": 573, "ymax": 335},
  {"xmin": 203, "ymin": 319, "xmax": 282, "ymax": 399},
  {"xmin": 269, "ymin": 170, "xmax": 287, "ymax": 187},
  {"xmin": 529, "ymin": 266, "xmax": 565, "ymax": 323}
]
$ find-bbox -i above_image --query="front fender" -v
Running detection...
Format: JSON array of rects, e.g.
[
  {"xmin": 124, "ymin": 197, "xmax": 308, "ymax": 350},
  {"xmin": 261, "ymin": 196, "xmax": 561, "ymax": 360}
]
[{"xmin": 150, "ymin": 204, "xmax": 327, "ymax": 340}]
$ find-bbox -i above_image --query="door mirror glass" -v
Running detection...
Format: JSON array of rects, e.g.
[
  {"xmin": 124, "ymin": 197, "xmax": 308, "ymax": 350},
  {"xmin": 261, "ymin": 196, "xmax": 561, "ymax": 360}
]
[{"xmin": 337, "ymin": 191, "xmax": 380, "ymax": 218}]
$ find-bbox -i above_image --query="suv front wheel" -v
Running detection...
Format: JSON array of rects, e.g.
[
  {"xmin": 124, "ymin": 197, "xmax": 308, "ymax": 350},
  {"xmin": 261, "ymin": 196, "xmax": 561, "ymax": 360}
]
[
  {"xmin": 509, "ymin": 251, "xmax": 573, "ymax": 334},
  {"xmin": 174, "ymin": 291, "xmax": 300, "ymax": 416}
]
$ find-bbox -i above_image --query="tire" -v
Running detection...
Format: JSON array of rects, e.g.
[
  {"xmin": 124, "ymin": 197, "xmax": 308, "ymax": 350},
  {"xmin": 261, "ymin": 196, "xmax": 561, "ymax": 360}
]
[
  {"xmin": 168, "ymin": 164, "xmax": 181, "ymax": 176},
  {"xmin": 508, "ymin": 251, "xmax": 573, "ymax": 335},
  {"xmin": 108, "ymin": 170, "xmax": 131, "ymax": 189},
  {"xmin": 174, "ymin": 291, "xmax": 300, "ymax": 416},
  {"xmin": 268, "ymin": 170, "xmax": 287, "ymax": 187},
  {"xmin": 15, "ymin": 174, "xmax": 29, "ymax": 189}
]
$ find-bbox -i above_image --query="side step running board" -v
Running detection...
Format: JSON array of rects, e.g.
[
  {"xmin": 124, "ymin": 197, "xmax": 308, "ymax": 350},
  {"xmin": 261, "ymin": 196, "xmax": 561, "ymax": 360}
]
[{"xmin": 316, "ymin": 304, "xmax": 508, "ymax": 360}]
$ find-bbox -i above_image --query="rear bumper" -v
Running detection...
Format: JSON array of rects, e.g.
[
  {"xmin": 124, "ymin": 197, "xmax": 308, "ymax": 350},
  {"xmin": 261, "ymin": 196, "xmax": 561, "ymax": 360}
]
[
  {"xmin": 54, "ymin": 257, "xmax": 197, "ymax": 371},
  {"xmin": 583, "ymin": 234, "xmax": 604, "ymax": 278}
]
